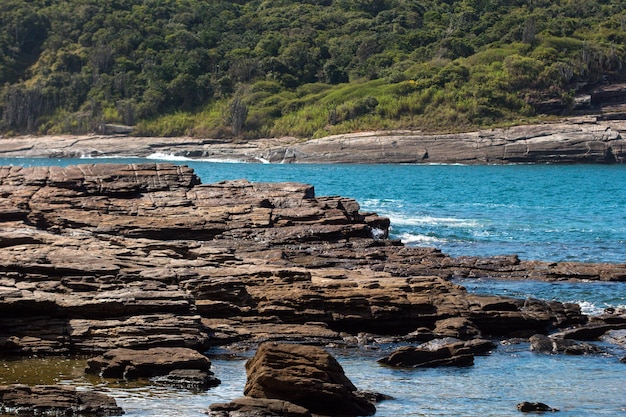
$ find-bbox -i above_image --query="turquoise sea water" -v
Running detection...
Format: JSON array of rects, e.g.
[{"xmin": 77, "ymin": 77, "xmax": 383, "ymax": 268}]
[
  {"xmin": 1, "ymin": 157, "xmax": 625, "ymax": 416},
  {"xmin": 4, "ymin": 157, "xmax": 624, "ymax": 263}
]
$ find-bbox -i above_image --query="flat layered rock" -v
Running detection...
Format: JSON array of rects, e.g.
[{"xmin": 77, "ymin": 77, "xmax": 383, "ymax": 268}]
[
  {"xmin": 208, "ymin": 397, "xmax": 312, "ymax": 417},
  {"xmin": 85, "ymin": 347, "xmax": 218, "ymax": 383},
  {"xmin": 377, "ymin": 338, "xmax": 476, "ymax": 368},
  {"xmin": 0, "ymin": 163, "xmax": 620, "ymax": 355},
  {"xmin": 0, "ymin": 384, "xmax": 123, "ymax": 416},
  {"xmin": 2, "ymin": 119, "xmax": 626, "ymax": 164}
]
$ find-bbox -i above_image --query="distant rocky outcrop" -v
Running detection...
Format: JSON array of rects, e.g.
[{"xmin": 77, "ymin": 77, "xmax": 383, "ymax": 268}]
[
  {"xmin": 1, "ymin": 118, "xmax": 625, "ymax": 164},
  {"xmin": 0, "ymin": 163, "xmax": 624, "ymax": 356}
]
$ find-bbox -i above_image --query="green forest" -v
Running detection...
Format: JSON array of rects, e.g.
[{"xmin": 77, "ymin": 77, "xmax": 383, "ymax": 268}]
[{"xmin": 1, "ymin": 0, "xmax": 625, "ymax": 138}]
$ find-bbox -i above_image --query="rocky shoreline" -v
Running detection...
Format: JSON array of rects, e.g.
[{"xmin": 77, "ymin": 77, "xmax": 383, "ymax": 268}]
[
  {"xmin": 1, "ymin": 163, "xmax": 625, "ymax": 416},
  {"xmin": 1, "ymin": 118, "xmax": 626, "ymax": 164}
]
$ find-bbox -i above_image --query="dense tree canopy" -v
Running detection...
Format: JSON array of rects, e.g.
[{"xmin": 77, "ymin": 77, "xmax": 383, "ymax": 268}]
[{"xmin": 1, "ymin": 0, "xmax": 625, "ymax": 137}]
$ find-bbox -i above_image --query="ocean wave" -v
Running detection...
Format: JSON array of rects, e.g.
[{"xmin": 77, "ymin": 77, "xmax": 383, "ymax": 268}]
[
  {"xmin": 391, "ymin": 214, "xmax": 480, "ymax": 228},
  {"xmin": 146, "ymin": 152, "xmax": 243, "ymax": 163},
  {"xmin": 575, "ymin": 301, "xmax": 626, "ymax": 316},
  {"xmin": 146, "ymin": 152, "xmax": 194, "ymax": 161},
  {"xmin": 395, "ymin": 232, "xmax": 446, "ymax": 246},
  {"xmin": 360, "ymin": 198, "xmax": 404, "ymax": 209}
]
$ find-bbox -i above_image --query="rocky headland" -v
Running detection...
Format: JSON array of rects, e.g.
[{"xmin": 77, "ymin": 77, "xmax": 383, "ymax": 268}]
[
  {"xmin": 1, "ymin": 118, "xmax": 626, "ymax": 164},
  {"xmin": 1, "ymin": 163, "xmax": 625, "ymax": 415}
]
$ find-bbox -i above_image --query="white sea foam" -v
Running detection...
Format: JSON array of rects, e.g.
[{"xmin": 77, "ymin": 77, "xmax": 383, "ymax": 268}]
[
  {"xmin": 396, "ymin": 232, "xmax": 446, "ymax": 246},
  {"xmin": 146, "ymin": 152, "xmax": 193, "ymax": 161},
  {"xmin": 576, "ymin": 301, "xmax": 626, "ymax": 316},
  {"xmin": 577, "ymin": 301, "xmax": 603, "ymax": 316},
  {"xmin": 146, "ymin": 152, "xmax": 243, "ymax": 163},
  {"xmin": 391, "ymin": 214, "xmax": 480, "ymax": 228}
]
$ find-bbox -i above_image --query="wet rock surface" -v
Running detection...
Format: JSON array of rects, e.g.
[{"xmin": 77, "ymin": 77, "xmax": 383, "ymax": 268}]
[
  {"xmin": 0, "ymin": 384, "xmax": 124, "ymax": 416},
  {"xmin": 0, "ymin": 163, "xmax": 624, "ymax": 356},
  {"xmin": 516, "ymin": 401, "xmax": 559, "ymax": 413},
  {"xmin": 528, "ymin": 334, "xmax": 605, "ymax": 355},
  {"xmin": 376, "ymin": 338, "xmax": 478, "ymax": 368}
]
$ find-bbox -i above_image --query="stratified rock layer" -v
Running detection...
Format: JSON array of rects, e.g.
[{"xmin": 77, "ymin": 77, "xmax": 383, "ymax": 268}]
[
  {"xmin": 85, "ymin": 347, "xmax": 219, "ymax": 388},
  {"xmin": 1, "ymin": 118, "xmax": 626, "ymax": 164},
  {"xmin": 0, "ymin": 163, "xmax": 624, "ymax": 354},
  {"xmin": 0, "ymin": 384, "xmax": 123, "ymax": 416}
]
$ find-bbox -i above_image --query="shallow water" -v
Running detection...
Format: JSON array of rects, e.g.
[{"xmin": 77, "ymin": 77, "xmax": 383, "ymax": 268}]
[
  {"xmin": 1, "ymin": 341, "xmax": 625, "ymax": 417},
  {"xmin": 1, "ymin": 158, "xmax": 625, "ymax": 416}
]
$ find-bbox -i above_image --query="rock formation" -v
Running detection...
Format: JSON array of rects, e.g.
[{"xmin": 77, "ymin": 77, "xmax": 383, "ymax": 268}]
[
  {"xmin": 1, "ymin": 118, "xmax": 626, "ymax": 164},
  {"xmin": 208, "ymin": 397, "xmax": 312, "ymax": 417},
  {"xmin": 0, "ymin": 385, "xmax": 123, "ymax": 416},
  {"xmin": 516, "ymin": 401, "xmax": 559, "ymax": 413},
  {"xmin": 242, "ymin": 343, "xmax": 375, "ymax": 416},
  {"xmin": 85, "ymin": 347, "xmax": 220, "ymax": 389},
  {"xmin": 0, "ymin": 163, "xmax": 623, "ymax": 356},
  {"xmin": 377, "ymin": 339, "xmax": 476, "ymax": 368}
]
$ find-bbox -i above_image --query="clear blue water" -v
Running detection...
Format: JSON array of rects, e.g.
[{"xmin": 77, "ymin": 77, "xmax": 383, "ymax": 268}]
[
  {"xmin": 4, "ymin": 157, "xmax": 625, "ymax": 263},
  {"xmin": 1, "ymin": 157, "xmax": 625, "ymax": 416}
]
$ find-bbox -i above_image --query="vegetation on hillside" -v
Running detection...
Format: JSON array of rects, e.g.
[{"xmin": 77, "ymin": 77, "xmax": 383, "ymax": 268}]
[{"xmin": 1, "ymin": 0, "xmax": 625, "ymax": 138}]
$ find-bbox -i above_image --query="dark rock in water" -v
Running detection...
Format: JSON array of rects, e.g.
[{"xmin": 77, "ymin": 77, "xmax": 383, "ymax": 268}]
[
  {"xmin": 377, "ymin": 339, "xmax": 475, "ymax": 368},
  {"xmin": 551, "ymin": 323, "xmax": 618, "ymax": 341},
  {"xmin": 601, "ymin": 329, "xmax": 626, "ymax": 350},
  {"xmin": 85, "ymin": 347, "xmax": 218, "ymax": 385},
  {"xmin": 516, "ymin": 401, "xmax": 559, "ymax": 412},
  {"xmin": 207, "ymin": 397, "xmax": 312, "ymax": 417},
  {"xmin": 151, "ymin": 369, "xmax": 220, "ymax": 391},
  {"xmin": 243, "ymin": 343, "xmax": 376, "ymax": 417},
  {"xmin": 433, "ymin": 317, "xmax": 482, "ymax": 339},
  {"xmin": 554, "ymin": 339, "xmax": 604, "ymax": 355},
  {"xmin": 529, "ymin": 334, "xmax": 556, "ymax": 353},
  {"xmin": 354, "ymin": 390, "xmax": 394, "ymax": 405},
  {"xmin": 620, "ymin": 356, "xmax": 626, "ymax": 364},
  {"xmin": 529, "ymin": 334, "xmax": 604, "ymax": 355},
  {"xmin": 0, "ymin": 384, "xmax": 124, "ymax": 416},
  {"xmin": 464, "ymin": 338, "xmax": 498, "ymax": 355}
]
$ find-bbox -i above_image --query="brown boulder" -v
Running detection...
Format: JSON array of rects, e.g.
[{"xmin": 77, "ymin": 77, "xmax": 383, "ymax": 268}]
[
  {"xmin": 0, "ymin": 384, "xmax": 123, "ymax": 416},
  {"xmin": 244, "ymin": 343, "xmax": 376, "ymax": 416}
]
